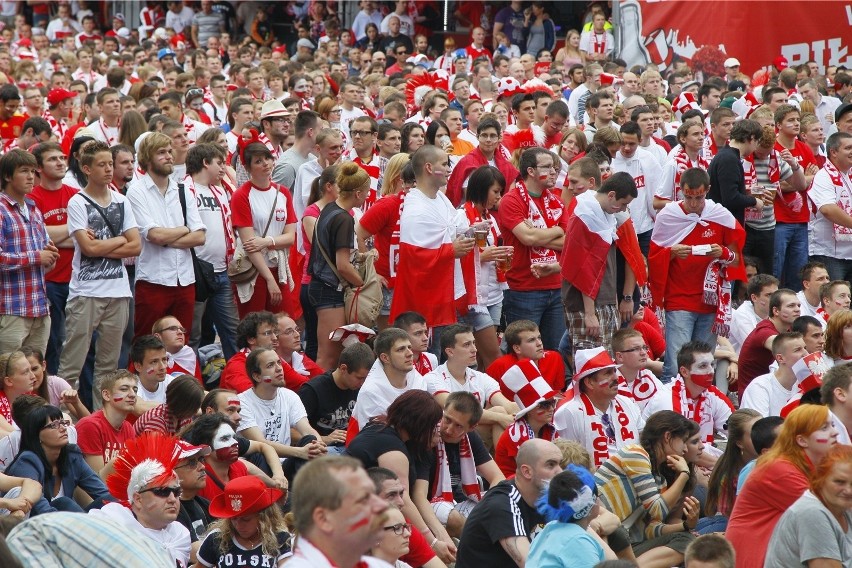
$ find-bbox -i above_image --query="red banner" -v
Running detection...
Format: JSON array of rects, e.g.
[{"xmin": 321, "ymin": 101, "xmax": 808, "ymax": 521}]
[{"xmin": 617, "ymin": 0, "xmax": 852, "ymax": 76}]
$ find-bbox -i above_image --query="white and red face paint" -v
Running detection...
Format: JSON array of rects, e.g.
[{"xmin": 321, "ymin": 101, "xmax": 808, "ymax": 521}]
[{"xmin": 212, "ymin": 424, "xmax": 239, "ymax": 463}]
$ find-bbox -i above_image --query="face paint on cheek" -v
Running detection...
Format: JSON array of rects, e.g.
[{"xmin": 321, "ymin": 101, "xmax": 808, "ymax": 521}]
[
  {"xmin": 538, "ymin": 174, "xmax": 549, "ymax": 182},
  {"xmin": 261, "ymin": 375, "xmax": 274, "ymax": 383},
  {"xmin": 214, "ymin": 446, "xmax": 239, "ymax": 463},
  {"xmin": 689, "ymin": 373, "xmax": 715, "ymax": 388},
  {"xmin": 348, "ymin": 515, "xmax": 370, "ymax": 532},
  {"xmin": 113, "ymin": 395, "xmax": 125, "ymax": 402}
]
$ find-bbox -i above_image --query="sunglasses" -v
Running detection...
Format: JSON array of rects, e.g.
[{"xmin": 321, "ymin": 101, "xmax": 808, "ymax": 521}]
[
  {"xmin": 537, "ymin": 399, "xmax": 557, "ymax": 410},
  {"xmin": 139, "ymin": 486, "xmax": 182, "ymax": 499},
  {"xmin": 601, "ymin": 413, "xmax": 616, "ymax": 441}
]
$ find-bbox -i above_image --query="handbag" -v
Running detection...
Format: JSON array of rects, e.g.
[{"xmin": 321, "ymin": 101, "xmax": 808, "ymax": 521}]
[
  {"xmin": 178, "ymin": 182, "xmax": 217, "ymax": 302},
  {"xmin": 314, "ymin": 211, "xmax": 383, "ymax": 328},
  {"xmin": 227, "ymin": 189, "xmax": 278, "ymax": 284}
]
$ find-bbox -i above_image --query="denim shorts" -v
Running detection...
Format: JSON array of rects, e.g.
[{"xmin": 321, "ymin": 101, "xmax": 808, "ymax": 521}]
[
  {"xmin": 308, "ymin": 280, "xmax": 345, "ymax": 310},
  {"xmin": 458, "ymin": 307, "xmax": 498, "ymax": 332}
]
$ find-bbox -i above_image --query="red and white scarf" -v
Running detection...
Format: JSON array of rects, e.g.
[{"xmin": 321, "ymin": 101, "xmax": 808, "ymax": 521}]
[
  {"xmin": 671, "ymin": 147, "xmax": 709, "ymax": 201},
  {"xmin": 817, "ymin": 306, "xmax": 830, "ymax": 323},
  {"xmin": 671, "ymin": 378, "xmax": 712, "ymax": 443},
  {"xmin": 464, "ymin": 201, "xmax": 506, "ymax": 283},
  {"xmin": 258, "ymin": 131, "xmax": 281, "ymax": 160},
  {"xmin": 702, "ymin": 134, "xmax": 722, "ymax": 162},
  {"xmin": 96, "ymin": 117, "xmax": 119, "ymax": 146},
  {"xmin": 413, "ymin": 351, "xmax": 433, "ymax": 375},
  {"xmin": 42, "ymin": 110, "xmax": 68, "ymax": 141},
  {"xmin": 703, "ymin": 245, "xmax": 737, "ymax": 336},
  {"xmin": 516, "ymin": 179, "xmax": 563, "ymax": 266},
  {"xmin": 825, "ymin": 159, "xmax": 852, "ymax": 241},
  {"xmin": 592, "ymin": 31, "xmax": 607, "ymax": 54},
  {"xmin": 430, "ymin": 436, "xmax": 481, "ymax": 504}
]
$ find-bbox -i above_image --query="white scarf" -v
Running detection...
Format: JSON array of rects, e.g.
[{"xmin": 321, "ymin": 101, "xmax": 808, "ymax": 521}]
[{"xmin": 430, "ymin": 436, "xmax": 481, "ymax": 504}]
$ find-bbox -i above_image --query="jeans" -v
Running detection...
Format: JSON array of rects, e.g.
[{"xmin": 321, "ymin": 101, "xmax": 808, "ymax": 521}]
[
  {"xmin": 637, "ymin": 229, "xmax": 653, "ymax": 258},
  {"xmin": 774, "ymin": 223, "xmax": 808, "ymax": 291},
  {"xmin": 45, "ymin": 281, "xmax": 69, "ymax": 375},
  {"xmin": 743, "ymin": 227, "xmax": 775, "ymax": 277},
  {"xmin": 300, "ymin": 285, "xmax": 319, "ymax": 362},
  {"xmin": 503, "ymin": 288, "xmax": 566, "ymax": 351},
  {"xmin": 190, "ymin": 271, "xmax": 240, "ymax": 360},
  {"xmin": 810, "ymin": 255, "xmax": 852, "ymax": 283},
  {"xmin": 662, "ymin": 310, "xmax": 717, "ymax": 383}
]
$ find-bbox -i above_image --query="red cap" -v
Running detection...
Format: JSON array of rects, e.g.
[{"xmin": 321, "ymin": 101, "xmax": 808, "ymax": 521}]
[
  {"xmin": 47, "ymin": 88, "xmax": 76, "ymax": 107},
  {"xmin": 773, "ymin": 56, "xmax": 789, "ymax": 71}
]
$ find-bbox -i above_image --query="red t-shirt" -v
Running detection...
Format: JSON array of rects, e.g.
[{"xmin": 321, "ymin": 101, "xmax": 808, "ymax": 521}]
[
  {"xmin": 487, "ymin": 351, "xmax": 566, "ymax": 398},
  {"xmin": 496, "ymin": 187, "xmax": 568, "ymax": 291},
  {"xmin": 726, "ymin": 459, "xmax": 809, "ymax": 568},
  {"xmin": 358, "ymin": 192, "xmax": 403, "ymax": 285},
  {"xmin": 773, "ymin": 139, "xmax": 817, "ymax": 224},
  {"xmin": 0, "ymin": 115, "xmax": 25, "ymax": 141},
  {"xmin": 495, "ymin": 421, "xmax": 557, "ymax": 476},
  {"xmin": 30, "ymin": 184, "xmax": 78, "ymax": 283},
  {"xmin": 400, "ymin": 526, "xmax": 438, "ymax": 567},
  {"xmin": 465, "ymin": 44, "xmax": 492, "ymax": 61},
  {"xmin": 75, "ymin": 409, "xmax": 136, "ymax": 464},
  {"xmin": 738, "ymin": 318, "xmax": 782, "ymax": 397},
  {"xmin": 199, "ymin": 459, "xmax": 249, "ymax": 501},
  {"xmin": 662, "ymin": 210, "xmax": 742, "ymax": 313}
]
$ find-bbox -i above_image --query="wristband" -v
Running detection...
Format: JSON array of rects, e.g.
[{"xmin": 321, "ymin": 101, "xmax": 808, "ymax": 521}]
[
  {"xmin": 430, "ymin": 537, "xmax": 439, "ymax": 548},
  {"xmin": 268, "ymin": 236, "xmax": 275, "ymax": 249}
]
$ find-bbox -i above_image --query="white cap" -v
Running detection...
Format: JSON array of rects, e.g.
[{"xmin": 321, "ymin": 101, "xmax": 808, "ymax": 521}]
[{"xmin": 724, "ymin": 57, "xmax": 741, "ymax": 68}]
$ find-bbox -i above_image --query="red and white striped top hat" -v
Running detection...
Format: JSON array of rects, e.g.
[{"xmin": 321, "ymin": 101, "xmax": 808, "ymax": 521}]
[{"xmin": 573, "ymin": 347, "xmax": 620, "ymax": 384}]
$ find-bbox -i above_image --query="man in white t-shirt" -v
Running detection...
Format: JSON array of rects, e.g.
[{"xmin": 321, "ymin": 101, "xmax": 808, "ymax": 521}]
[
  {"xmin": 130, "ymin": 335, "xmax": 174, "ymax": 415},
  {"xmin": 426, "ymin": 324, "xmax": 519, "ymax": 446},
  {"xmin": 380, "ymin": 0, "xmax": 414, "ymax": 37},
  {"xmin": 350, "ymin": 328, "xmax": 427, "ymax": 433},
  {"xmin": 741, "ymin": 332, "xmax": 807, "ymax": 417},
  {"xmin": 59, "ymin": 141, "xmax": 141, "ymax": 407},
  {"xmin": 612, "ymin": 329, "xmax": 665, "ymax": 412},
  {"xmin": 554, "ymin": 347, "xmax": 643, "ymax": 469},
  {"xmin": 611, "ymin": 121, "xmax": 661, "ymax": 252},
  {"xmin": 730, "ymin": 274, "xmax": 779, "ymax": 353},
  {"xmin": 339, "ymin": 80, "xmax": 366, "ymax": 148},
  {"xmin": 797, "ymin": 261, "xmax": 830, "ymax": 320},
  {"xmin": 393, "ymin": 311, "xmax": 439, "ymax": 376},
  {"xmin": 237, "ymin": 347, "xmax": 327, "ymax": 472},
  {"xmin": 185, "ymin": 143, "xmax": 239, "ymax": 359}
]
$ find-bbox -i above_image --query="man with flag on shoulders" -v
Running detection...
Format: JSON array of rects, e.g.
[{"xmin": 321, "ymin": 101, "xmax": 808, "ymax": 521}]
[{"xmin": 561, "ymin": 172, "xmax": 645, "ymax": 363}]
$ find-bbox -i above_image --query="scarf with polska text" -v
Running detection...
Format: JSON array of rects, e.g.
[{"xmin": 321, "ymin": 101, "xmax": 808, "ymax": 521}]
[
  {"xmin": 430, "ymin": 436, "xmax": 481, "ymax": 504},
  {"xmin": 703, "ymin": 246, "xmax": 737, "ymax": 336},
  {"xmin": 516, "ymin": 179, "xmax": 562, "ymax": 266},
  {"xmin": 825, "ymin": 159, "xmax": 852, "ymax": 241}
]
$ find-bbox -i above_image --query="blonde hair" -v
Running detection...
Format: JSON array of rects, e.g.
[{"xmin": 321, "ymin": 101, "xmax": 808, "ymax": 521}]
[
  {"xmin": 137, "ymin": 132, "xmax": 173, "ymax": 171},
  {"xmin": 208, "ymin": 504, "xmax": 288, "ymax": 557},
  {"xmin": 0, "ymin": 351, "xmax": 26, "ymax": 383},
  {"xmin": 553, "ymin": 439, "xmax": 593, "ymax": 471},
  {"xmin": 381, "ymin": 154, "xmax": 411, "ymax": 196},
  {"xmin": 336, "ymin": 161, "xmax": 370, "ymax": 193}
]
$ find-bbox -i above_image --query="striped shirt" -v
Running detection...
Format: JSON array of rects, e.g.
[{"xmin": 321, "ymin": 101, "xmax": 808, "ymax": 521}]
[
  {"xmin": 594, "ymin": 445, "xmax": 671, "ymax": 543},
  {"xmin": 134, "ymin": 403, "xmax": 192, "ymax": 436},
  {"xmin": 0, "ymin": 192, "xmax": 50, "ymax": 317}
]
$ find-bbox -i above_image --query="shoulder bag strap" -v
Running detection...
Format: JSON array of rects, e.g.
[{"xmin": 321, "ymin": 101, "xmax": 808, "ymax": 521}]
[
  {"xmin": 260, "ymin": 188, "xmax": 279, "ymax": 238},
  {"xmin": 177, "ymin": 182, "xmax": 201, "ymax": 262},
  {"xmin": 313, "ymin": 208, "xmax": 347, "ymax": 283},
  {"xmin": 77, "ymin": 192, "xmax": 120, "ymax": 238}
]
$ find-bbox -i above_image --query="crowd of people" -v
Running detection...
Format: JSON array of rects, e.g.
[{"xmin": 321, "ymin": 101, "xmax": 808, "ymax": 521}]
[{"xmin": 0, "ymin": 0, "xmax": 851, "ymax": 567}]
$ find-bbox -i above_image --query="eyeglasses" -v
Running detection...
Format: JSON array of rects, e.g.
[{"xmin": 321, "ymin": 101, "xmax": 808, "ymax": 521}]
[
  {"xmin": 259, "ymin": 329, "xmax": 279, "ymax": 337},
  {"xmin": 383, "ymin": 522, "xmax": 412, "ymax": 535},
  {"xmin": 157, "ymin": 325, "xmax": 186, "ymax": 334},
  {"xmin": 279, "ymin": 327, "xmax": 302, "ymax": 336},
  {"xmin": 139, "ymin": 486, "xmax": 183, "ymax": 499},
  {"xmin": 537, "ymin": 399, "xmax": 557, "ymax": 410},
  {"xmin": 600, "ymin": 413, "xmax": 616, "ymax": 442},
  {"xmin": 175, "ymin": 456, "xmax": 206, "ymax": 469},
  {"xmin": 619, "ymin": 345, "xmax": 649, "ymax": 354},
  {"xmin": 351, "ymin": 130, "xmax": 376, "ymax": 137},
  {"xmin": 41, "ymin": 419, "xmax": 71, "ymax": 431}
]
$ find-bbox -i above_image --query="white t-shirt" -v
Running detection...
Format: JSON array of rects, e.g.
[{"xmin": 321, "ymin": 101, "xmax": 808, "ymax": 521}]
[
  {"xmin": 340, "ymin": 106, "xmax": 366, "ymax": 147},
  {"xmin": 188, "ymin": 179, "xmax": 229, "ymax": 272},
  {"xmin": 238, "ymin": 387, "xmax": 307, "ymax": 447},
  {"xmin": 352, "ymin": 360, "xmax": 427, "ymax": 429},
  {"xmin": 425, "ymin": 363, "xmax": 501, "ymax": 408},
  {"xmin": 809, "ymin": 167, "xmax": 852, "ymax": 259},
  {"xmin": 578, "ymin": 30, "xmax": 614, "ymax": 57},
  {"xmin": 67, "ymin": 191, "xmax": 137, "ymax": 300},
  {"xmin": 611, "ymin": 148, "xmax": 660, "ymax": 234},
  {"xmin": 641, "ymin": 376, "xmax": 734, "ymax": 447},
  {"xmin": 740, "ymin": 372, "xmax": 793, "ymax": 417},
  {"xmin": 230, "ymin": 183, "xmax": 294, "ymax": 268},
  {"xmin": 729, "ymin": 301, "xmax": 762, "ymax": 354},
  {"xmin": 797, "ymin": 290, "xmax": 822, "ymax": 320},
  {"xmin": 136, "ymin": 375, "xmax": 175, "ymax": 404},
  {"xmin": 554, "ymin": 393, "xmax": 643, "ymax": 469},
  {"xmin": 379, "ymin": 13, "xmax": 414, "ymax": 37}
]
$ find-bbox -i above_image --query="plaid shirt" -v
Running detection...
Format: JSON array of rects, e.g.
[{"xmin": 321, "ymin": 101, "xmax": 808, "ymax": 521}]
[{"xmin": 0, "ymin": 192, "xmax": 50, "ymax": 317}]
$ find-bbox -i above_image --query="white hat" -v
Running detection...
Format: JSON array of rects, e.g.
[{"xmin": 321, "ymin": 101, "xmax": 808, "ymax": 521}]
[
  {"xmin": 723, "ymin": 57, "xmax": 741, "ymax": 68},
  {"xmin": 116, "ymin": 27, "xmax": 131, "ymax": 39},
  {"xmin": 572, "ymin": 347, "xmax": 620, "ymax": 383},
  {"xmin": 297, "ymin": 38, "xmax": 315, "ymax": 50},
  {"xmin": 259, "ymin": 99, "xmax": 291, "ymax": 120},
  {"xmin": 501, "ymin": 360, "xmax": 557, "ymax": 420}
]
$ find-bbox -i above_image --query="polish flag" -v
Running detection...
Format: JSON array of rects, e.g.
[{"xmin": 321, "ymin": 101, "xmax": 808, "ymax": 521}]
[
  {"xmin": 389, "ymin": 188, "xmax": 470, "ymax": 327},
  {"xmin": 672, "ymin": 92, "xmax": 701, "ymax": 120},
  {"xmin": 561, "ymin": 192, "xmax": 646, "ymax": 299}
]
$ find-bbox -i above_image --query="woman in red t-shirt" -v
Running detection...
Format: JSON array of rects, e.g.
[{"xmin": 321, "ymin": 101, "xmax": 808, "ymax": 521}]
[{"xmin": 726, "ymin": 404, "xmax": 839, "ymax": 567}]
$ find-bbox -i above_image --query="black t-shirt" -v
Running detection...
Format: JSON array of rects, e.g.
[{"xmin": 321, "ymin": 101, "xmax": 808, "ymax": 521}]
[
  {"xmin": 426, "ymin": 432, "xmax": 492, "ymax": 503},
  {"xmin": 345, "ymin": 423, "xmax": 431, "ymax": 488},
  {"xmin": 176, "ymin": 495, "xmax": 212, "ymax": 543},
  {"xmin": 377, "ymin": 33, "xmax": 414, "ymax": 55},
  {"xmin": 309, "ymin": 202, "xmax": 354, "ymax": 289},
  {"xmin": 197, "ymin": 528, "xmax": 292, "ymax": 567},
  {"xmin": 455, "ymin": 479, "xmax": 545, "ymax": 568},
  {"xmin": 298, "ymin": 371, "xmax": 357, "ymax": 441}
]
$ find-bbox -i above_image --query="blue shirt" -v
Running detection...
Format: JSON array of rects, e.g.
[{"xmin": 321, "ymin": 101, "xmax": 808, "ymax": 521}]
[{"xmin": 527, "ymin": 521, "xmax": 605, "ymax": 568}]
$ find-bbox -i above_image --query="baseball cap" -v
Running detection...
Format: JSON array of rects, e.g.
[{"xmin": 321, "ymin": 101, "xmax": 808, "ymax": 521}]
[
  {"xmin": 296, "ymin": 38, "xmax": 315, "ymax": 50},
  {"xmin": 836, "ymin": 103, "xmax": 852, "ymax": 123},
  {"xmin": 47, "ymin": 88, "xmax": 76, "ymax": 107},
  {"xmin": 176, "ymin": 440, "xmax": 211, "ymax": 460},
  {"xmin": 113, "ymin": 13, "xmax": 125, "ymax": 22},
  {"xmin": 773, "ymin": 56, "xmax": 789, "ymax": 71},
  {"xmin": 723, "ymin": 57, "xmax": 740, "ymax": 68},
  {"xmin": 157, "ymin": 48, "xmax": 176, "ymax": 61},
  {"xmin": 116, "ymin": 27, "xmax": 131, "ymax": 39}
]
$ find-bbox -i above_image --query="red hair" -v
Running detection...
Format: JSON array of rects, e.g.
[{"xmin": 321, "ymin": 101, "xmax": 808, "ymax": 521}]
[{"xmin": 811, "ymin": 444, "xmax": 852, "ymax": 498}]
